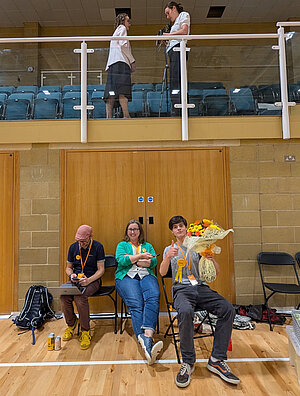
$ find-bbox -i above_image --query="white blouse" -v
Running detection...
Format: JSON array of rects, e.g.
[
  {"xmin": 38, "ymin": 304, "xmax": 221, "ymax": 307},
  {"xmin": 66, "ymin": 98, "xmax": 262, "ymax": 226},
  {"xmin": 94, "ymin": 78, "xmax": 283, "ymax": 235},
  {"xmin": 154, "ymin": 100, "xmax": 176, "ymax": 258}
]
[
  {"xmin": 105, "ymin": 24, "xmax": 135, "ymax": 70},
  {"xmin": 166, "ymin": 11, "xmax": 190, "ymax": 53}
]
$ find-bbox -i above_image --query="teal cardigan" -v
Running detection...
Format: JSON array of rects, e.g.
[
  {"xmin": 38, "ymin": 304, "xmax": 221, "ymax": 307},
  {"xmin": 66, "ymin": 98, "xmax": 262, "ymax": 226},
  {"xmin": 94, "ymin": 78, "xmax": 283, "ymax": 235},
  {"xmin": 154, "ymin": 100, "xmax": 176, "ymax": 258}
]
[{"xmin": 115, "ymin": 241, "xmax": 157, "ymax": 280}]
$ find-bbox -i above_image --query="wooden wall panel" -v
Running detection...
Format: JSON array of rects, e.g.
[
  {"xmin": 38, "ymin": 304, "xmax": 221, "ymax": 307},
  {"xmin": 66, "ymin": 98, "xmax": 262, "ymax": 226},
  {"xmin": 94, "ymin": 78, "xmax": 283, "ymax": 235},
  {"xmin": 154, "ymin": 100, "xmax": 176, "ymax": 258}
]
[{"xmin": 0, "ymin": 152, "xmax": 18, "ymax": 313}]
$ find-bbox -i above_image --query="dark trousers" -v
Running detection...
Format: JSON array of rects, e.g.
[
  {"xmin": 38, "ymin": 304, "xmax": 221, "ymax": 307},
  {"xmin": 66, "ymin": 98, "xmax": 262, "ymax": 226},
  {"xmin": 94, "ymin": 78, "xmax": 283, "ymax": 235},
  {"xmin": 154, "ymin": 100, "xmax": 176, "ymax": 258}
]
[
  {"xmin": 60, "ymin": 279, "xmax": 101, "ymax": 331},
  {"xmin": 173, "ymin": 284, "xmax": 235, "ymax": 365},
  {"xmin": 168, "ymin": 44, "xmax": 189, "ymax": 115}
]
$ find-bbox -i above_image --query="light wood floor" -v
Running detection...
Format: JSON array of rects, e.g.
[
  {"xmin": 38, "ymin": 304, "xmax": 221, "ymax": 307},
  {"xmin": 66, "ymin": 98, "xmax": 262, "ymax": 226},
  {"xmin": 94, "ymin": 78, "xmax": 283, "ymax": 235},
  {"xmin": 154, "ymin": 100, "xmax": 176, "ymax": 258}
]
[{"xmin": 0, "ymin": 316, "xmax": 299, "ymax": 396}]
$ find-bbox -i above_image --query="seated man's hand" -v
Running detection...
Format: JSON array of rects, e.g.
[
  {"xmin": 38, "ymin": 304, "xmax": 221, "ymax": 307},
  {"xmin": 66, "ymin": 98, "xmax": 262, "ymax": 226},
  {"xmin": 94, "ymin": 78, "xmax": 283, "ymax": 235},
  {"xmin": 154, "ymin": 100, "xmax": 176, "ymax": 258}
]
[
  {"xmin": 70, "ymin": 273, "xmax": 79, "ymax": 283},
  {"xmin": 79, "ymin": 275, "xmax": 90, "ymax": 286}
]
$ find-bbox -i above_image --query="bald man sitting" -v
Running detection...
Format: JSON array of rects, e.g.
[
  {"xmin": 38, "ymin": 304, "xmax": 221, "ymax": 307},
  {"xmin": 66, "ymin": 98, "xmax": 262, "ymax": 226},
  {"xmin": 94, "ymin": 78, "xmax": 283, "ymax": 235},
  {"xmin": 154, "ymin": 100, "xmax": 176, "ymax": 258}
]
[{"xmin": 60, "ymin": 225, "xmax": 105, "ymax": 350}]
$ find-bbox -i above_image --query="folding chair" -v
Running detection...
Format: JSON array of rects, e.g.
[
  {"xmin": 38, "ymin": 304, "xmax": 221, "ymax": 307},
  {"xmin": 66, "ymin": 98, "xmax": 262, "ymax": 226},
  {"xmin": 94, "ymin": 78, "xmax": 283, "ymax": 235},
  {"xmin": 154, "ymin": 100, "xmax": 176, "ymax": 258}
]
[
  {"xmin": 78, "ymin": 254, "xmax": 118, "ymax": 334},
  {"xmin": 257, "ymin": 252, "xmax": 300, "ymax": 331},
  {"xmin": 161, "ymin": 267, "xmax": 214, "ymax": 364}
]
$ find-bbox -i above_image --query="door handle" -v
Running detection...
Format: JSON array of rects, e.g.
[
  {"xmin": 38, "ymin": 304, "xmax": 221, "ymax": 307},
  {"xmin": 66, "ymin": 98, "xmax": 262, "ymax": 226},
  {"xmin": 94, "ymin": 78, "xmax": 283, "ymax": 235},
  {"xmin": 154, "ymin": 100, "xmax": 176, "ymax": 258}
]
[
  {"xmin": 139, "ymin": 216, "xmax": 143, "ymax": 224},
  {"xmin": 149, "ymin": 216, "xmax": 154, "ymax": 224}
]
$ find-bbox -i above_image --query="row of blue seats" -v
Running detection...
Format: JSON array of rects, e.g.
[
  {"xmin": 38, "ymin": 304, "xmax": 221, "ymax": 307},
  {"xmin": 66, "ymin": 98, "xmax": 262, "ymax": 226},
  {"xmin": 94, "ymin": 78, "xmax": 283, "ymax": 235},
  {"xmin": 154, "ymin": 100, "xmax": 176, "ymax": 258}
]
[
  {"xmin": 2, "ymin": 81, "xmax": 298, "ymax": 119},
  {"xmin": 0, "ymin": 87, "xmax": 283, "ymax": 120},
  {"xmin": 0, "ymin": 91, "xmax": 109, "ymax": 120}
]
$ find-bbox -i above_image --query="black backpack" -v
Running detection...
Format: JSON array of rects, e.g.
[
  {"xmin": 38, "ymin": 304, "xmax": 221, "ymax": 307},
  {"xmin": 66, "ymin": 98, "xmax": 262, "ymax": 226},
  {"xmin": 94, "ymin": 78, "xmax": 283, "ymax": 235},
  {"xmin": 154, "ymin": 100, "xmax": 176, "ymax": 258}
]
[{"xmin": 13, "ymin": 285, "xmax": 55, "ymax": 344}]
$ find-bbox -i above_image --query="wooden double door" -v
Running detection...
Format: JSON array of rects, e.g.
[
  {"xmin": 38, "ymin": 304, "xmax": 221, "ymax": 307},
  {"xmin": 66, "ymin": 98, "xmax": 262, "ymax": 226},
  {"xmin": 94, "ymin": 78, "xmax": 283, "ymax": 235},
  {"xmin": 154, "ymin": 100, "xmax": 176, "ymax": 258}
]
[{"xmin": 61, "ymin": 148, "xmax": 234, "ymax": 312}]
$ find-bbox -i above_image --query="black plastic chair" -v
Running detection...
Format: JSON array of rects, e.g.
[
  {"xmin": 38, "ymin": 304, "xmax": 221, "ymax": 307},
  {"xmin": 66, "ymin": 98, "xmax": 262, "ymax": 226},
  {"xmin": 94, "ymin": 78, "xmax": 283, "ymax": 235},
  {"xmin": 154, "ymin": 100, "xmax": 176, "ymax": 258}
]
[
  {"xmin": 82, "ymin": 254, "xmax": 118, "ymax": 334},
  {"xmin": 161, "ymin": 267, "xmax": 214, "ymax": 363},
  {"xmin": 257, "ymin": 252, "xmax": 300, "ymax": 331}
]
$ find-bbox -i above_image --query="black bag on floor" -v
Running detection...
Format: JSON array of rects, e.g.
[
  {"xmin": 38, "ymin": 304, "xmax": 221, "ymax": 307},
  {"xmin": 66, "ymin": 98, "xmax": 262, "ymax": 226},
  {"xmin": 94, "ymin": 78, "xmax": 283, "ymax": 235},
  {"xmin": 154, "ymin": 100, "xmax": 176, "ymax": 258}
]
[{"xmin": 13, "ymin": 285, "xmax": 55, "ymax": 345}]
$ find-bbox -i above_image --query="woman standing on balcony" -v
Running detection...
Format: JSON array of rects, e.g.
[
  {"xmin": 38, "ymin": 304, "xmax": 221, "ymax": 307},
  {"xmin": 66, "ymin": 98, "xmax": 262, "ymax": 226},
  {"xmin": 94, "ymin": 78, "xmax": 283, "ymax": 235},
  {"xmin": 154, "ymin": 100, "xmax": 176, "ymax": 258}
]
[
  {"xmin": 163, "ymin": 2, "xmax": 190, "ymax": 116},
  {"xmin": 104, "ymin": 13, "xmax": 136, "ymax": 118}
]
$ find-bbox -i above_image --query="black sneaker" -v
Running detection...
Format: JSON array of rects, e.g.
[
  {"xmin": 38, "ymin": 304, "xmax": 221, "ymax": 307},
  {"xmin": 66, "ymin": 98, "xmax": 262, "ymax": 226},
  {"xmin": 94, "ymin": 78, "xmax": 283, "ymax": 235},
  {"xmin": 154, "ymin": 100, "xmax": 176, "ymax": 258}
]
[
  {"xmin": 207, "ymin": 358, "xmax": 240, "ymax": 385},
  {"xmin": 175, "ymin": 362, "xmax": 194, "ymax": 388}
]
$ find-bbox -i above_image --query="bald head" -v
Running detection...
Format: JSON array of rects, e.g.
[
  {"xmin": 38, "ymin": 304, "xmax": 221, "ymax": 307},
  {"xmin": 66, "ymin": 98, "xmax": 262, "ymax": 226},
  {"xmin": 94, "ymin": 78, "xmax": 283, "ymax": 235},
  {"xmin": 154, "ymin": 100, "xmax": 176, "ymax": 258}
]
[{"xmin": 75, "ymin": 225, "xmax": 93, "ymax": 241}]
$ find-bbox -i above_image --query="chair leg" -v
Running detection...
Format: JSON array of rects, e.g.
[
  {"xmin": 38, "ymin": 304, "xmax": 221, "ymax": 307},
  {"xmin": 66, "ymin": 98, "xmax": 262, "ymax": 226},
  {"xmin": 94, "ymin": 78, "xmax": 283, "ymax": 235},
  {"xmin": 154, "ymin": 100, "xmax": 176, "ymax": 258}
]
[{"xmin": 120, "ymin": 298, "xmax": 124, "ymax": 334}]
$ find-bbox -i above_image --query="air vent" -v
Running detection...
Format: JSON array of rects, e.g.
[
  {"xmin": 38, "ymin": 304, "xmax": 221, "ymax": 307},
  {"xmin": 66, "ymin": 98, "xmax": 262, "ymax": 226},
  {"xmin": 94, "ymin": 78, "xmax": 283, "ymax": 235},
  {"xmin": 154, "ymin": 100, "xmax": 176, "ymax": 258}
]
[
  {"xmin": 207, "ymin": 6, "xmax": 226, "ymax": 18},
  {"xmin": 115, "ymin": 8, "xmax": 131, "ymax": 18}
]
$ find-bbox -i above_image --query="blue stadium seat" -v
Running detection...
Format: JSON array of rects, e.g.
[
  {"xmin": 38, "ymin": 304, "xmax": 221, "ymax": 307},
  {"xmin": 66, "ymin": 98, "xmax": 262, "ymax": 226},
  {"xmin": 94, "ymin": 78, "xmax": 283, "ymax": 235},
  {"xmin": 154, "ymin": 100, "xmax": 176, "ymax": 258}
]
[
  {"xmin": 62, "ymin": 85, "xmax": 81, "ymax": 97},
  {"xmin": 33, "ymin": 92, "xmax": 62, "ymax": 119},
  {"xmin": 201, "ymin": 89, "xmax": 232, "ymax": 116},
  {"xmin": 62, "ymin": 91, "xmax": 89, "ymax": 119},
  {"xmin": 91, "ymin": 91, "xmax": 106, "ymax": 119},
  {"xmin": 188, "ymin": 82, "xmax": 224, "ymax": 90},
  {"xmin": 0, "ymin": 86, "xmax": 14, "ymax": 96},
  {"xmin": 188, "ymin": 89, "xmax": 202, "ymax": 116},
  {"xmin": 0, "ymin": 93, "xmax": 7, "ymax": 119},
  {"xmin": 15, "ymin": 86, "xmax": 38, "ymax": 95},
  {"xmin": 241, "ymin": 85, "xmax": 261, "ymax": 103},
  {"xmin": 146, "ymin": 91, "xmax": 170, "ymax": 116},
  {"xmin": 87, "ymin": 84, "xmax": 105, "ymax": 95},
  {"xmin": 5, "ymin": 93, "xmax": 34, "ymax": 120},
  {"xmin": 258, "ymin": 85, "xmax": 278, "ymax": 103},
  {"xmin": 154, "ymin": 83, "xmax": 163, "ymax": 92},
  {"xmin": 229, "ymin": 88, "xmax": 258, "ymax": 115},
  {"xmin": 132, "ymin": 83, "xmax": 154, "ymax": 91},
  {"xmin": 289, "ymin": 84, "xmax": 300, "ymax": 102},
  {"xmin": 38, "ymin": 86, "xmax": 61, "ymax": 93},
  {"xmin": 128, "ymin": 91, "xmax": 145, "ymax": 117}
]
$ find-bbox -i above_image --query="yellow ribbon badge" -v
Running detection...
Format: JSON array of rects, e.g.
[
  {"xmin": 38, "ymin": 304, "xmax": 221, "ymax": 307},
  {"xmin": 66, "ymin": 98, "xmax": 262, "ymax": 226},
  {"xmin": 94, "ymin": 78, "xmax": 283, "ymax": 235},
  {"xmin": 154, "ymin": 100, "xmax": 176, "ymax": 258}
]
[
  {"xmin": 142, "ymin": 248, "xmax": 146, "ymax": 253},
  {"xmin": 76, "ymin": 255, "xmax": 81, "ymax": 260},
  {"xmin": 175, "ymin": 259, "xmax": 186, "ymax": 283}
]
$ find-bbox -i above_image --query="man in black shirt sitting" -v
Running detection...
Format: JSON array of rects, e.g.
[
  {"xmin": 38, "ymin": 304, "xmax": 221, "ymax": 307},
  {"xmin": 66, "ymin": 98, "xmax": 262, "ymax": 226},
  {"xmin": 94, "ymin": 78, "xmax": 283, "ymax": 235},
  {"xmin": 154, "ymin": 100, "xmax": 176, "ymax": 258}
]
[{"xmin": 60, "ymin": 224, "xmax": 105, "ymax": 350}]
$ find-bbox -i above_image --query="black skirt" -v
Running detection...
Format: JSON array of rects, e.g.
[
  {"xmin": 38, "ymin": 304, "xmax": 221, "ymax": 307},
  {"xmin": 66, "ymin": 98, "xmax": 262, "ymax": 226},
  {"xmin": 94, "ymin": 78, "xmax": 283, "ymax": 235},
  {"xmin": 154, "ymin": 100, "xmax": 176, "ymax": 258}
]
[{"xmin": 104, "ymin": 61, "xmax": 132, "ymax": 104}]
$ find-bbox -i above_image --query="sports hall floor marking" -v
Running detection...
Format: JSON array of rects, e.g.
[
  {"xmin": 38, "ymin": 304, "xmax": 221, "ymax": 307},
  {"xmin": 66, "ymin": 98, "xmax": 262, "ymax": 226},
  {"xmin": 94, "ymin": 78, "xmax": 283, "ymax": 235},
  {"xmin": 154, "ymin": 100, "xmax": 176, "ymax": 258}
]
[{"xmin": 0, "ymin": 357, "xmax": 289, "ymax": 368}]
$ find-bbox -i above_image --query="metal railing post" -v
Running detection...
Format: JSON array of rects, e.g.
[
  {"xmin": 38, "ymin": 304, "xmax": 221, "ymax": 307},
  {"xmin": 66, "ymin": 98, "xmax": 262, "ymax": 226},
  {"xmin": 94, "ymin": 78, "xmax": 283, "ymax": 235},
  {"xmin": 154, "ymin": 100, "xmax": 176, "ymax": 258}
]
[
  {"xmin": 173, "ymin": 40, "xmax": 194, "ymax": 141},
  {"xmin": 74, "ymin": 41, "xmax": 94, "ymax": 143},
  {"xmin": 277, "ymin": 26, "xmax": 295, "ymax": 139}
]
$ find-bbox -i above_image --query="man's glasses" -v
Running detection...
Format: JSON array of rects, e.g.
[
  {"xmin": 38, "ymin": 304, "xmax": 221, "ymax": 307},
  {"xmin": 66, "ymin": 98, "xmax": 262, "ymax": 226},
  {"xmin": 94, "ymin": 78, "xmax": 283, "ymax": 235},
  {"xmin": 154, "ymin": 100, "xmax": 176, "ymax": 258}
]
[{"xmin": 128, "ymin": 228, "xmax": 139, "ymax": 232}]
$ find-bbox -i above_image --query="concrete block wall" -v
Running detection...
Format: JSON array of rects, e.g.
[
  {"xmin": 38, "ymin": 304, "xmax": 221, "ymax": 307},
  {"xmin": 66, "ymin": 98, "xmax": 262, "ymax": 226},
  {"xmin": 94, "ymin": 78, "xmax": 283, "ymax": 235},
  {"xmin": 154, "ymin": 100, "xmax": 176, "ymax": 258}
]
[
  {"xmin": 231, "ymin": 140, "xmax": 300, "ymax": 307},
  {"xmin": 19, "ymin": 144, "xmax": 60, "ymax": 309}
]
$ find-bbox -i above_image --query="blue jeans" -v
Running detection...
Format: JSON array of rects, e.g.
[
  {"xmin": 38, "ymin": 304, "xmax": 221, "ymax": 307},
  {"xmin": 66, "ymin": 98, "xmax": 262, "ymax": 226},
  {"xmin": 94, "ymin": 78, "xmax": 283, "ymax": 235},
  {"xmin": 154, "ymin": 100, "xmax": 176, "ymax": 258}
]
[{"xmin": 115, "ymin": 274, "xmax": 160, "ymax": 338}]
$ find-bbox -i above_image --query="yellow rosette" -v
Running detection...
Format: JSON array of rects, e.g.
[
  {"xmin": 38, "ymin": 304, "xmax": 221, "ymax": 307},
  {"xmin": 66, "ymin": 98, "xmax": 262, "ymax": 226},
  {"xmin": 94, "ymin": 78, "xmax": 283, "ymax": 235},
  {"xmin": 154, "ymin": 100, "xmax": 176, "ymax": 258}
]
[{"xmin": 175, "ymin": 259, "xmax": 186, "ymax": 283}]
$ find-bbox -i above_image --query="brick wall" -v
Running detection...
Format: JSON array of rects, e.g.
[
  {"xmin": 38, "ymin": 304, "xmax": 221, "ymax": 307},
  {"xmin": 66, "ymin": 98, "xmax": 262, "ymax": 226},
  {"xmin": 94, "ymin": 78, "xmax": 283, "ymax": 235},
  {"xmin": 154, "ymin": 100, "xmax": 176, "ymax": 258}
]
[
  {"xmin": 230, "ymin": 140, "xmax": 300, "ymax": 307},
  {"xmin": 19, "ymin": 144, "xmax": 60, "ymax": 309}
]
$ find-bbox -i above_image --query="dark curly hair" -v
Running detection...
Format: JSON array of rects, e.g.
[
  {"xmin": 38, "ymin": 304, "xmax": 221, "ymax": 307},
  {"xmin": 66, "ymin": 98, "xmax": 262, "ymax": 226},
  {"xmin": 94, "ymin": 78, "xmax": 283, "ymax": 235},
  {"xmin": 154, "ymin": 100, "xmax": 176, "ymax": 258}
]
[
  {"xmin": 165, "ymin": 2, "xmax": 184, "ymax": 13},
  {"xmin": 168, "ymin": 215, "xmax": 187, "ymax": 230}
]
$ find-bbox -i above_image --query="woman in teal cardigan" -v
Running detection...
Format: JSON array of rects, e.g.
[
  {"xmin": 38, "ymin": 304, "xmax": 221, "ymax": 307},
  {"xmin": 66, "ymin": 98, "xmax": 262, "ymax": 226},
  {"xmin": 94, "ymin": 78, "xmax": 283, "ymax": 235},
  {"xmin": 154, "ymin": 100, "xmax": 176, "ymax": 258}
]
[{"xmin": 115, "ymin": 219, "xmax": 163, "ymax": 365}]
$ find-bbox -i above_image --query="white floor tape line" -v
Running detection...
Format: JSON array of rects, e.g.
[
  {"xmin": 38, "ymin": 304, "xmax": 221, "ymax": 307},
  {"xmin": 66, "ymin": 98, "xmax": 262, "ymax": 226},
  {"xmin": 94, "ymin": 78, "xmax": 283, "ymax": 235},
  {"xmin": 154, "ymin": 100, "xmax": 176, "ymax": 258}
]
[{"xmin": 0, "ymin": 357, "xmax": 290, "ymax": 368}]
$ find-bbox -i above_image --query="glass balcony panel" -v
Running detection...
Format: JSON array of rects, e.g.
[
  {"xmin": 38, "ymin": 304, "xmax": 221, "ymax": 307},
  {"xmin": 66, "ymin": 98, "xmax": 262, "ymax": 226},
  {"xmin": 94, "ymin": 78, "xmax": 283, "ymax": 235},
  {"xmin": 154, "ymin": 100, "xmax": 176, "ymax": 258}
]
[
  {"xmin": 0, "ymin": 37, "xmax": 284, "ymax": 121},
  {"xmin": 187, "ymin": 41, "xmax": 281, "ymax": 117}
]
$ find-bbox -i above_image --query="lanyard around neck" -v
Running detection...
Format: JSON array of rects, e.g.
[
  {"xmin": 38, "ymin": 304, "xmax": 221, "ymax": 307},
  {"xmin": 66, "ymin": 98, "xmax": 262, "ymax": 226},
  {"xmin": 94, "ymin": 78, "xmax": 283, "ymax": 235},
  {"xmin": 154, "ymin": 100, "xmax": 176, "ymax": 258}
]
[
  {"xmin": 177, "ymin": 244, "xmax": 191, "ymax": 272},
  {"xmin": 78, "ymin": 239, "xmax": 93, "ymax": 272},
  {"xmin": 130, "ymin": 242, "xmax": 140, "ymax": 254}
]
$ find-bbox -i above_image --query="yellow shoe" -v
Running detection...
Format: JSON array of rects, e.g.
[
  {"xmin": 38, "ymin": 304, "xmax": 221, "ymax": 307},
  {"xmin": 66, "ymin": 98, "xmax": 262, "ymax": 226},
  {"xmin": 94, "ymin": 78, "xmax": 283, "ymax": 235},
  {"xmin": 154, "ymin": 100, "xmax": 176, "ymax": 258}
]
[
  {"xmin": 62, "ymin": 318, "xmax": 78, "ymax": 341},
  {"xmin": 80, "ymin": 330, "xmax": 91, "ymax": 350}
]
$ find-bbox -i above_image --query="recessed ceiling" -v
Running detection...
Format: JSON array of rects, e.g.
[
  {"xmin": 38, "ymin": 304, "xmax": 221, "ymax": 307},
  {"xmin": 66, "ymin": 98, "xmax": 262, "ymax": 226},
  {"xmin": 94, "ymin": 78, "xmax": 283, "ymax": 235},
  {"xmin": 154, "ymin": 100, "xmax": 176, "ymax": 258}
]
[{"xmin": 0, "ymin": 0, "xmax": 299, "ymax": 27}]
